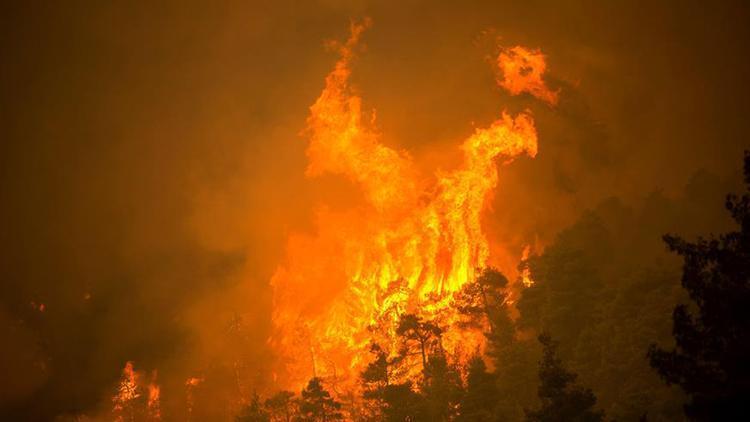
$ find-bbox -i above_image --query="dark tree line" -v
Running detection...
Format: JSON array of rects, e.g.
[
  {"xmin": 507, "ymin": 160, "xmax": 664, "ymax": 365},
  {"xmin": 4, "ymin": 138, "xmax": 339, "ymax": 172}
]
[
  {"xmin": 648, "ymin": 151, "xmax": 750, "ymax": 420},
  {"xmin": 236, "ymin": 378, "xmax": 343, "ymax": 422}
]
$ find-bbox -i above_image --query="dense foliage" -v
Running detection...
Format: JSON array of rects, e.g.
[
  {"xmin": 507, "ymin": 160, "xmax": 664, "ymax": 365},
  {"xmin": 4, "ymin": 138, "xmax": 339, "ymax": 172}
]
[{"xmin": 649, "ymin": 152, "xmax": 750, "ymax": 420}]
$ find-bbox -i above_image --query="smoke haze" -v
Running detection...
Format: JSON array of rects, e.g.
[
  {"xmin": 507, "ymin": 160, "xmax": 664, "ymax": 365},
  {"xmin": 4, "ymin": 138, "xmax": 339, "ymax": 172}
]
[{"xmin": 1, "ymin": 0, "xmax": 748, "ymax": 419}]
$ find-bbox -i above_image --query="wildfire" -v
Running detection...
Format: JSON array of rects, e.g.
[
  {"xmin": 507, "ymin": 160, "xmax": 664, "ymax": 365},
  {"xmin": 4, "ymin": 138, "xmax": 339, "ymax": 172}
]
[
  {"xmin": 497, "ymin": 46, "xmax": 559, "ymax": 105},
  {"xmin": 185, "ymin": 376, "xmax": 204, "ymax": 420},
  {"xmin": 147, "ymin": 371, "xmax": 161, "ymax": 420},
  {"xmin": 112, "ymin": 362, "xmax": 161, "ymax": 421},
  {"xmin": 270, "ymin": 21, "xmax": 555, "ymax": 389},
  {"xmin": 520, "ymin": 244, "xmax": 535, "ymax": 287},
  {"xmin": 113, "ymin": 361, "xmax": 141, "ymax": 421},
  {"xmin": 112, "ymin": 361, "xmax": 140, "ymax": 410}
]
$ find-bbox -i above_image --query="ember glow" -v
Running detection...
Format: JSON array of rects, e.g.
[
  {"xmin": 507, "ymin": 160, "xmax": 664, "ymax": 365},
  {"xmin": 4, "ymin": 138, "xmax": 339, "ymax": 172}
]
[
  {"xmin": 113, "ymin": 362, "xmax": 141, "ymax": 421},
  {"xmin": 112, "ymin": 362, "xmax": 161, "ymax": 421},
  {"xmin": 269, "ymin": 21, "xmax": 554, "ymax": 388},
  {"xmin": 147, "ymin": 372, "xmax": 161, "ymax": 421}
]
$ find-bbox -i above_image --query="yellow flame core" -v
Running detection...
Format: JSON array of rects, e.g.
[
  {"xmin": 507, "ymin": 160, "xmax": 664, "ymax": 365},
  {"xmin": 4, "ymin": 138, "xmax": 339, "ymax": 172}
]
[
  {"xmin": 270, "ymin": 22, "xmax": 550, "ymax": 389},
  {"xmin": 113, "ymin": 362, "xmax": 139, "ymax": 408}
]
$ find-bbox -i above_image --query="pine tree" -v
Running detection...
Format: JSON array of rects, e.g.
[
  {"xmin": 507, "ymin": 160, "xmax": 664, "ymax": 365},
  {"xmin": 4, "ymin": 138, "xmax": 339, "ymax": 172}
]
[
  {"xmin": 457, "ymin": 355, "xmax": 497, "ymax": 422},
  {"xmin": 648, "ymin": 151, "xmax": 750, "ymax": 420},
  {"xmin": 379, "ymin": 382, "xmax": 426, "ymax": 422},
  {"xmin": 361, "ymin": 343, "xmax": 389, "ymax": 393},
  {"xmin": 396, "ymin": 313, "xmax": 442, "ymax": 373},
  {"xmin": 265, "ymin": 391, "xmax": 295, "ymax": 422},
  {"xmin": 360, "ymin": 342, "xmax": 425, "ymax": 421},
  {"xmin": 361, "ymin": 343, "xmax": 390, "ymax": 419},
  {"xmin": 236, "ymin": 392, "xmax": 270, "ymax": 422},
  {"xmin": 297, "ymin": 378, "xmax": 343, "ymax": 421},
  {"xmin": 454, "ymin": 267, "xmax": 515, "ymax": 358},
  {"xmin": 456, "ymin": 267, "xmax": 537, "ymax": 421},
  {"xmin": 525, "ymin": 334, "xmax": 603, "ymax": 422},
  {"xmin": 421, "ymin": 351, "xmax": 463, "ymax": 421}
]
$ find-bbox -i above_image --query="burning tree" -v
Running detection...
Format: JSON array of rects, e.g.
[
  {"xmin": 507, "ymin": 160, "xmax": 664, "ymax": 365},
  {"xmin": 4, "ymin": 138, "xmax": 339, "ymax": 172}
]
[
  {"xmin": 264, "ymin": 391, "xmax": 296, "ymax": 422},
  {"xmin": 269, "ymin": 18, "xmax": 556, "ymax": 388},
  {"xmin": 235, "ymin": 392, "xmax": 269, "ymax": 422},
  {"xmin": 395, "ymin": 314, "xmax": 443, "ymax": 375},
  {"xmin": 112, "ymin": 362, "xmax": 160, "ymax": 422},
  {"xmin": 297, "ymin": 378, "xmax": 343, "ymax": 421}
]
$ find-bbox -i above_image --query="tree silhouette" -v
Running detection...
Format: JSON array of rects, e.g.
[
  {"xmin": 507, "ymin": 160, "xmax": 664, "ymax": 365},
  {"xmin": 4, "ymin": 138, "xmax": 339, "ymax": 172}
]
[
  {"xmin": 454, "ymin": 267, "xmax": 514, "ymax": 358},
  {"xmin": 360, "ymin": 343, "xmax": 390, "ymax": 419},
  {"xmin": 379, "ymin": 382, "xmax": 426, "ymax": 422},
  {"xmin": 396, "ymin": 313, "xmax": 442, "ymax": 373},
  {"xmin": 421, "ymin": 351, "xmax": 463, "ymax": 421},
  {"xmin": 525, "ymin": 334, "xmax": 603, "ymax": 422},
  {"xmin": 361, "ymin": 343, "xmax": 390, "ymax": 392},
  {"xmin": 360, "ymin": 342, "xmax": 426, "ymax": 421},
  {"xmin": 456, "ymin": 267, "xmax": 538, "ymax": 420},
  {"xmin": 457, "ymin": 355, "xmax": 497, "ymax": 422},
  {"xmin": 236, "ymin": 392, "xmax": 270, "ymax": 422},
  {"xmin": 648, "ymin": 151, "xmax": 750, "ymax": 420},
  {"xmin": 265, "ymin": 391, "xmax": 295, "ymax": 422},
  {"xmin": 297, "ymin": 378, "xmax": 343, "ymax": 421}
]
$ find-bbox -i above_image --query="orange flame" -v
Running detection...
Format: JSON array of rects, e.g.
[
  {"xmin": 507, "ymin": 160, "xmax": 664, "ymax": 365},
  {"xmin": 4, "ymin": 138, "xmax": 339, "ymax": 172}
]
[
  {"xmin": 185, "ymin": 376, "xmax": 204, "ymax": 420},
  {"xmin": 112, "ymin": 362, "xmax": 161, "ymax": 421},
  {"xmin": 113, "ymin": 361, "xmax": 140, "ymax": 421},
  {"xmin": 270, "ymin": 21, "xmax": 554, "ymax": 389},
  {"xmin": 148, "ymin": 371, "xmax": 161, "ymax": 420},
  {"xmin": 497, "ymin": 46, "xmax": 559, "ymax": 105},
  {"xmin": 520, "ymin": 244, "xmax": 535, "ymax": 287}
]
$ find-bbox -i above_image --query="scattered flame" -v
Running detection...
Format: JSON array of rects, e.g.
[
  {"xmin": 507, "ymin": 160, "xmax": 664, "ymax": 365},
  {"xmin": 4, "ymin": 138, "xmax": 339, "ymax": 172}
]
[
  {"xmin": 30, "ymin": 301, "xmax": 45, "ymax": 312},
  {"xmin": 185, "ymin": 376, "xmax": 204, "ymax": 419},
  {"xmin": 113, "ymin": 361, "xmax": 140, "ymax": 421},
  {"xmin": 520, "ymin": 244, "xmax": 535, "ymax": 287},
  {"xmin": 497, "ymin": 46, "xmax": 559, "ymax": 105},
  {"xmin": 112, "ymin": 362, "xmax": 161, "ymax": 421},
  {"xmin": 270, "ymin": 21, "xmax": 555, "ymax": 388},
  {"xmin": 148, "ymin": 371, "xmax": 161, "ymax": 420},
  {"xmin": 186, "ymin": 376, "xmax": 203, "ymax": 387}
]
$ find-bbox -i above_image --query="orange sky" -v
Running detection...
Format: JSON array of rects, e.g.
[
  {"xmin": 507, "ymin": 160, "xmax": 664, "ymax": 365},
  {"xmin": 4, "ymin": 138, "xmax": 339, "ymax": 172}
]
[{"xmin": 1, "ymin": 1, "xmax": 749, "ymax": 419}]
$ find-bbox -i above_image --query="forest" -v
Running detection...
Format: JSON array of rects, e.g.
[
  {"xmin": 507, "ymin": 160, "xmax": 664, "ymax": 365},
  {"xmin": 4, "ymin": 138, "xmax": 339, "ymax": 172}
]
[
  {"xmin": 2, "ymin": 2, "xmax": 749, "ymax": 421},
  {"xmin": 102, "ymin": 152, "xmax": 749, "ymax": 421},
  {"xmin": 246, "ymin": 154, "xmax": 749, "ymax": 421}
]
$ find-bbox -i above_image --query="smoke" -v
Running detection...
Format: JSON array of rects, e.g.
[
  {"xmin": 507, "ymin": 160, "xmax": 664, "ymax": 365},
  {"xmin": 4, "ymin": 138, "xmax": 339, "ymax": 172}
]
[{"xmin": 1, "ymin": 0, "xmax": 748, "ymax": 419}]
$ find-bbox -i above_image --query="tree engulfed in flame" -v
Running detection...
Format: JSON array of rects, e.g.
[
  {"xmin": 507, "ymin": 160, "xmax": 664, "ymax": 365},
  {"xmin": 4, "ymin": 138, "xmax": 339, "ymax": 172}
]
[
  {"xmin": 113, "ymin": 362, "xmax": 140, "ymax": 421},
  {"xmin": 270, "ymin": 20, "xmax": 554, "ymax": 389},
  {"xmin": 112, "ymin": 362, "xmax": 161, "ymax": 421},
  {"xmin": 147, "ymin": 371, "xmax": 161, "ymax": 421}
]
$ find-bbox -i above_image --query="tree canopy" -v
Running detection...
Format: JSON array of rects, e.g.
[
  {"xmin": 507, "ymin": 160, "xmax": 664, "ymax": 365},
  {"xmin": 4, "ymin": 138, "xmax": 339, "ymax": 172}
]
[{"xmin": 649, "ymin": 151, "xmax": 750, "ymax": 420}]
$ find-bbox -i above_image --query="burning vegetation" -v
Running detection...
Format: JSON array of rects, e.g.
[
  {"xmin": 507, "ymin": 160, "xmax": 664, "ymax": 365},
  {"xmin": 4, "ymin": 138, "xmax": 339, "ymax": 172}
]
[
  {"xmin": 269, "ymin": 20, "xmax": 549, "ymax": 390},
  {"xmin": 4, "ymin": 3, "xmax": 750, "ymax": 421},
  {"xmin": 107, "ymin": 20, "xmax": 556, "ymax": 420},
  {"xmin": 112, "ymin": 362, "xmax": 160, "ymax": 422}
]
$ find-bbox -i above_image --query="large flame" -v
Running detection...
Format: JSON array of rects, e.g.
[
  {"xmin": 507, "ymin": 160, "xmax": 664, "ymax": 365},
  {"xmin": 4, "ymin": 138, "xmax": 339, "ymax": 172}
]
[{"xmin": 270, "ymin": 21, "xmax": 553, "ymax": 388}]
